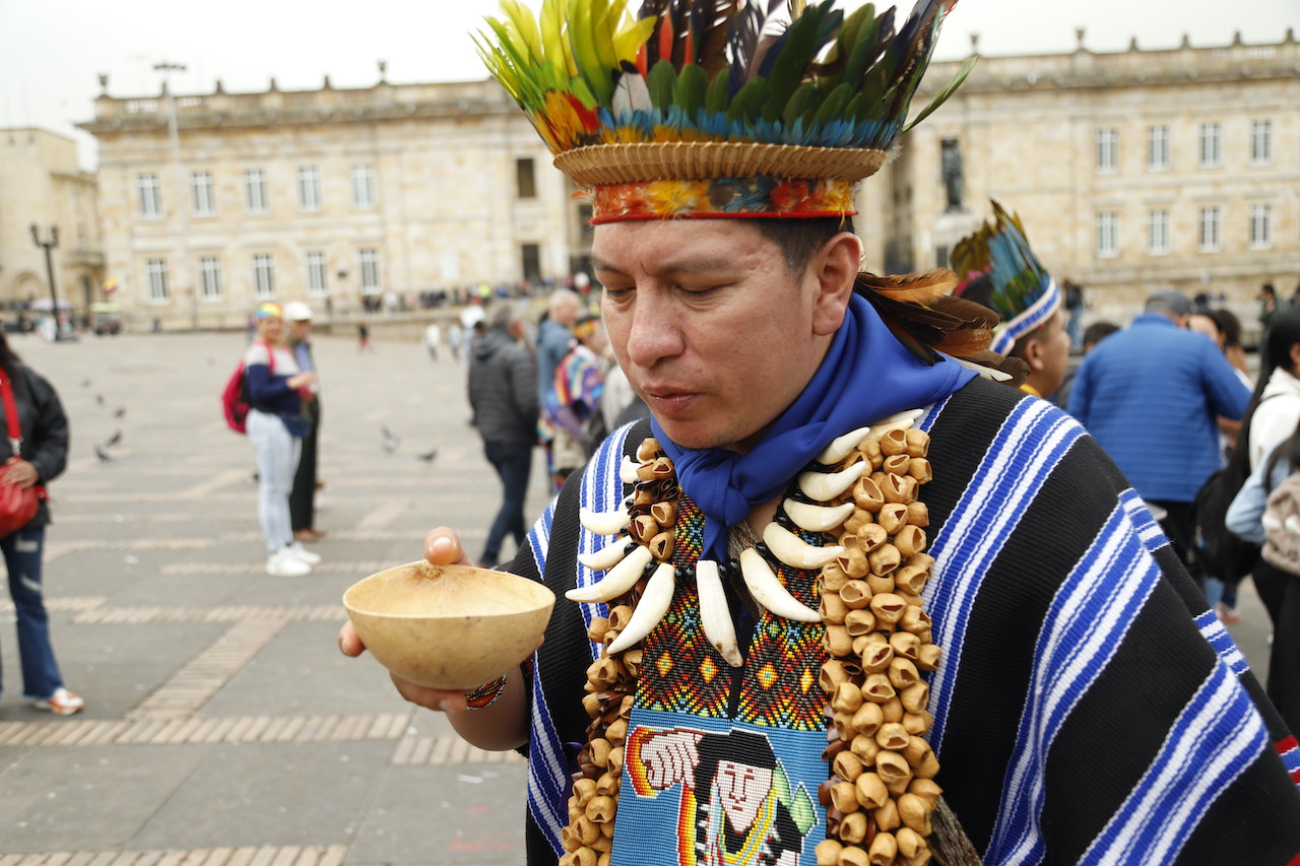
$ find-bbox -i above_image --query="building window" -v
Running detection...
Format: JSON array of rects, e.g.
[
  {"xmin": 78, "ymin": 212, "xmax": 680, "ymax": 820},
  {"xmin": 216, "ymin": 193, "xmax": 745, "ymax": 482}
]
[
  {"xmin": 191, "ymin": 171, "xmax": 216, "ymax": 216},
  {"xmin": 1198, "ymin": 123, "xmax": 1222, "ymax": 167},
  {"xmin": 298, "ymin": 166, "xmax": 322, "ymax": 212},
  {"xmin": 1250, "ymin": 204, "xmax": 1272, "ymax": 249},
  {"xmin": 522, "ymin": 243, "xmax": 542, "ymax": 281},
  {"xmin": 1198, "ymin": 207, "xmax": 1222, "ymax": 252},
  {"xmin": 351, "ymin": 163, "xmax": 375, "ymax": 209},
  {"xmin": 1096, "ymin": 212, "xmax": 1119, "ymax": 258},
  {"xmin": 516, "ymin": 158, "xmax": 537, "ymax": 198},
  {"xmin": 245, "ymin": 168, "xmax": 269, "ymax": 213},
  {"xmin": 138, "ymin": 173, "xmax": 163, "ymax": 217},
  {"xmin": 1147, "ymin": 209, "xmax": 1170, "ymax": 255},
  {"xmin": 359, "ymin": 249, "xmax": 380, "ymax": 294},
  {"xmin": 253, "ymin": 253, "xmax": 276, "ymax": 298},
  {"xmin": 1251, "ymin": 120, "xmax": 1273, "ymax": 165},
  {"xmin": 198, "ymin": 256, "xmax": 223, "ymax": 301},
  {"xmin": 306, "ymin": 252, "xmax": 328, "ymax": 297},
  {"xmin": 145, "ymin": 259, "xmax": 169, "ymax": 303},
  {"xmin": 1147, "ymin": 126, "xmax": 1170, "ymax": 171},
  {"xmin": 1095, "ymin": 128, "xmax": 1118, "ymax": 173}
]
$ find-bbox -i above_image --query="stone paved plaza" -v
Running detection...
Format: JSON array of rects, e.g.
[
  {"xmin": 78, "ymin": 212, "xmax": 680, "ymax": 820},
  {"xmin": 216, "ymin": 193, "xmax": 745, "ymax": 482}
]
[
  {"xmin": 0, "ymin": 329, "xmax": 1278, "ymax": 865},
  {"xmin": 0, "ymin": 330, "xmax": 551, "ymax": 865}
]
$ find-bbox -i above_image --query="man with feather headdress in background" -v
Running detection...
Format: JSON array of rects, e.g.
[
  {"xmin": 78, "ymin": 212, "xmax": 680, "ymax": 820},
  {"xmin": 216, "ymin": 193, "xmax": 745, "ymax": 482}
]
[
  {"xmin": 951, "ymin": 202, "xmax": 1071, "ymax": 401},
  {"xmin": 340, "ymin": 2, "xmax": 1300, "ymax": 864}
]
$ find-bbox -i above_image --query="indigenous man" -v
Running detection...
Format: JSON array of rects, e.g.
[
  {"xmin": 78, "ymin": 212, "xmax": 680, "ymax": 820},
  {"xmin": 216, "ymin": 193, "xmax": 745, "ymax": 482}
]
[
  {"xmin": 341, "ymin": 2, "xmax": 1300, "ymax": 864},
  {"xmin": 951, "ymin": 202, "xmax": 1072, "ymax": 400}
]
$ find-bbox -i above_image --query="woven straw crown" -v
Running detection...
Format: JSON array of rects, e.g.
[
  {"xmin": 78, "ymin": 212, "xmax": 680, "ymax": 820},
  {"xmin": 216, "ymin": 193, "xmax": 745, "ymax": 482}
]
[{"xmin": 477, "ymin": 0, "xmax": 971, "ymax": 220}]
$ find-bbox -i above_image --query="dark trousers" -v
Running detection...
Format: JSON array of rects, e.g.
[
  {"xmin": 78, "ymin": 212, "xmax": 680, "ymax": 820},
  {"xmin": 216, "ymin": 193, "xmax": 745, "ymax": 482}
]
[
  {"xmin": 1252, "ymin": 560, "xmax": 1300, "ymax": 735},
  {"xmin": 481, "ymin": 440, "xmax": 533, "ymax": 567},
  {"xmin": 1, "ymin": 527, "xmax": 64, "ymax": 700},
  {"xmin": 1150, "ymin": 499, "xmax": 1206, "ymax": 594},
  {"xmin": 289, "ymin": 400, "xmax": 320, "ymax": 532}
]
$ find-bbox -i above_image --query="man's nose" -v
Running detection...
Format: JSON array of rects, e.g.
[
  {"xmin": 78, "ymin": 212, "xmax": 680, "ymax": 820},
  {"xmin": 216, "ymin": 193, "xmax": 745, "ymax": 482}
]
[{"xmin": 623, "ymin": 294, "xmax": 684, "ymax": 368}]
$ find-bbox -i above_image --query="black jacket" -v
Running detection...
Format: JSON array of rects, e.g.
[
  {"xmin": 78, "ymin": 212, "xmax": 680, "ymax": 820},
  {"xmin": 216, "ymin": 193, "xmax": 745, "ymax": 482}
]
[
  {"xmin": 468, "ymin": 327, "xmax": 538, "ymax": 447},
  {"xmin": 0, "ymin": 363, "xmax": 69, "ymax": 531}
]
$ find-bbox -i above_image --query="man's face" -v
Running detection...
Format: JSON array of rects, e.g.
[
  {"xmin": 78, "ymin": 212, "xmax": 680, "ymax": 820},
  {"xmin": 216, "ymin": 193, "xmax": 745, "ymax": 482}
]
[
  {"xmin": 714, "ymin": 760, "xmax": 773, "ymax": 832},
  {"xmin": 289, "ymin": 319, "xmax": 311, "ymax": 341},
  {"xmin": 1026, "ymin": 308, "xmax": 1071, "ymax": 397},
  {"xmin": 555, "ymin": 296, "xmax": 581, "ymax": 328},
  {"xmin": 594, "ymin": 220, "xmax": 837, "ymax": 451}
]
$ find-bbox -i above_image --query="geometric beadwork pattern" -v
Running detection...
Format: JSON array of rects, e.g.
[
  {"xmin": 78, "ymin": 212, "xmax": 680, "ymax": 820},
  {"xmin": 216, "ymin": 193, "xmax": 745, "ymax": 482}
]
[{"xmin": 637, "ymin": 495, "xmax": 826, "ymax": 730}]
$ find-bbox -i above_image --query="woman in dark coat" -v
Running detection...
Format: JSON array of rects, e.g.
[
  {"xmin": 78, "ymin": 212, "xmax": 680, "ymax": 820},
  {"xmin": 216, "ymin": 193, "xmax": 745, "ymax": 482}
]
[{"xmin": 0, "ymin": 329, "xmax": 80, "ymax": 714}]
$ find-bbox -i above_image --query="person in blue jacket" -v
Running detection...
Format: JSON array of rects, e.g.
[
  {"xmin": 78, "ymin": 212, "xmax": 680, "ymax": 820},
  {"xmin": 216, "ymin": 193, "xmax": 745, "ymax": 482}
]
[{"xmin": 1069, "ymin": 289, "xmax": 1251, "ymax": 587}]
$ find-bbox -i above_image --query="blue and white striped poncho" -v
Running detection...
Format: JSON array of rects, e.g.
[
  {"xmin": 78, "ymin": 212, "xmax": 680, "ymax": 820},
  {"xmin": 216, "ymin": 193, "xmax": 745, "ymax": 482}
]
[{"xmin": 505, "ymin": 377, "xmax": 1300, "ymax": 866}]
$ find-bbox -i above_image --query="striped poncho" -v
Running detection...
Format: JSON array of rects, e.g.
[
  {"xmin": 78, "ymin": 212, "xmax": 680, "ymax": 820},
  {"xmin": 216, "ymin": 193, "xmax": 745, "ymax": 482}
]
[{"xmin": 506, "ymin": 377, "xmax": 1300, "ymax": 865}]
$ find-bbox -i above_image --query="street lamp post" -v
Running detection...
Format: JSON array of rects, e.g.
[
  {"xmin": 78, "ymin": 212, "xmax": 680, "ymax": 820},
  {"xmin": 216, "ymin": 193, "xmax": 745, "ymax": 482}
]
[
  {"xmin": 155, "ymin": 62, "xmax": 198, "ymax": 332},
  {"xmin": 29, "ymin": 224, "xmax": 65, "ymax": 341}
]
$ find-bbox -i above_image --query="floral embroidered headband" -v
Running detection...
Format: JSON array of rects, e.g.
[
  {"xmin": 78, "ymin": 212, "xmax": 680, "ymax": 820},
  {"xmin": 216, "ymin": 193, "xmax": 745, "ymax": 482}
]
[{"xmin": 476, "ymin": 0, "xmax": 973, "ymax": 223}]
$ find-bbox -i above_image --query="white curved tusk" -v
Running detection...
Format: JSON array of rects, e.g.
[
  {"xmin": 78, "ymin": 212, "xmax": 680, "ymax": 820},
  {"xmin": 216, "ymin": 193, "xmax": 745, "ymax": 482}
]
[
  {"xmin": 606, "ymin": 562, "xmax": 677, "ymax": 654},
  {"xmin": 784, "ymin": 498, "xmax": 855, "ymax": 533},
  {"xmin": 695, "ymin": 560, "xmax": 742, "ymax": 667},
  {"xmin": 763, "ymin": 522, "xmax": 844, "ymax": 571},
  {"xmin": 815, "ymin": 426, "xmax": 872, "ymax": 466},
  {"xmin": 867, "ymin": 409, "xmax": 924, "ymax": 440},
  {"xmin": 577, "ymin": 538, "xmax": 633, "ymax": 572},
  {"xmin": 580, "ymin": 507, "xmax": 632, "ymax": 535},
  {"xmin": 797, "ymin": 462, "xmax": 866, "ymax": 502},
  {"xmin": 565, "ymin": 545, "xmax": 653, "ymax": 603},
  {"xmin": 619, "ymin": 456, "xmax": 640, "ymax": 485},
  {"xmin": 739, "ymin": 548, "xmax": 821, "ymax": 622}
]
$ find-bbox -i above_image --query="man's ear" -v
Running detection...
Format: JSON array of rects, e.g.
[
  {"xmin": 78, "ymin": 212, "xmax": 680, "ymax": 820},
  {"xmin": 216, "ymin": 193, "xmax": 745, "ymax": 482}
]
[
  {"xmin": 1021, "ymin": 336, "xmax": 1046, "ymax": 372},
  {"xmin": 809, "ymin": 232, "xmax": 862, "ymax": 336}
]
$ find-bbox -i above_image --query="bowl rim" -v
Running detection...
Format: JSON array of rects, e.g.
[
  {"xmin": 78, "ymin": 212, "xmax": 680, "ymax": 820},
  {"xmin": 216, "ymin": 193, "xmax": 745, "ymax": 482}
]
[{"xmin": 342, "ymin": 560, "xmax": 556, "ymax": 621}]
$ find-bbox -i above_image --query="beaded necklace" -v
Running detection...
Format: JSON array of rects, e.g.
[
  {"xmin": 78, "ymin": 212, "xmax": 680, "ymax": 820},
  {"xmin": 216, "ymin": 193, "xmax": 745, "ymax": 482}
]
[{"xmin": 560, "ymin": 413, "xmax": 944, "ymax": 866}]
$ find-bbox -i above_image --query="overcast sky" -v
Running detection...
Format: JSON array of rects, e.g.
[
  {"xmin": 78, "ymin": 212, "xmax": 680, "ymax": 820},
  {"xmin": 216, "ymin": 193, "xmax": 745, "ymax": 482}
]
[{"xmin": 2, "ymin": 0, "xmax": 1295, "ymax": 169}]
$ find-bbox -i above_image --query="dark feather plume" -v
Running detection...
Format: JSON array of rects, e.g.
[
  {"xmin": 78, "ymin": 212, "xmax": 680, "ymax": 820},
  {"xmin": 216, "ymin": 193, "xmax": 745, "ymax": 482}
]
[{"xmin": 854, "ymin": 269, "xmax": 1003, "ymax": 366}]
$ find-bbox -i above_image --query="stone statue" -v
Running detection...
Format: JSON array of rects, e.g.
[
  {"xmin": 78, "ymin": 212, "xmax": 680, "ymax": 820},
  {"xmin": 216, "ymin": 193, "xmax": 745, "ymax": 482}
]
[{"xmin": 941, "ymin": 139, "xmax": 964, "ymax": 212}]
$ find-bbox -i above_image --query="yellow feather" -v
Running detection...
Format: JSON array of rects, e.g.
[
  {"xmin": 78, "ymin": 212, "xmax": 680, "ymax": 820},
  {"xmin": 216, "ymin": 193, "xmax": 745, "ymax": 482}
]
[{"xmin": 501, "ymin": 0, "xmax": 544, "ymax": 62}]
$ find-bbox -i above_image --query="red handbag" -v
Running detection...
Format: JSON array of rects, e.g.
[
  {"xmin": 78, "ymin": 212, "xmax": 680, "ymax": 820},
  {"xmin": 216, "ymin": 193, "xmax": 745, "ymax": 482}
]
[{"xmin": 0, "ymin": 371, "xmax": 44, "ymax": 538}]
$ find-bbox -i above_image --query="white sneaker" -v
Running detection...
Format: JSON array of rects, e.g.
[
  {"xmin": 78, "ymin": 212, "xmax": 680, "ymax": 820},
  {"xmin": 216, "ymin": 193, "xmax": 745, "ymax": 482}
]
[
  {"xmin": 267, "ymin": 549, "xmax": 311, "ymax": 576},
  {"xmin": 288, "ymin": 542, "xmax": 321, "ymax": 565}
]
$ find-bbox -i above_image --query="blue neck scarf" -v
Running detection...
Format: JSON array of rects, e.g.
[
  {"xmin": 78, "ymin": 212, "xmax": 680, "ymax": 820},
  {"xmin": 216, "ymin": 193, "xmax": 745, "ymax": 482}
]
[{"xmin": 652, "ymin": 293, "xmax": 976, "ymax": 563}]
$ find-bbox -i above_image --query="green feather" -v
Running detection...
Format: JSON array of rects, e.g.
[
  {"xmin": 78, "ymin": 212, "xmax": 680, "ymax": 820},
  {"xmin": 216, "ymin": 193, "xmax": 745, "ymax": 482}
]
[
  {"xmin": 704, "ymin": 67, "xmax": 730, "ymax": 115},
  {"xmin": 646, "ymin": 58, "xmax": 677, "ymax": 111},
  {"xmin": 673, "ymin": 62, "xmax": 708, "ymax": 118},
  {"xmin": 766, "ymin": 2, "xmax": 830, "ymax": 119},
  {"xmin": 812, "ymin": 81, "xmax": 853, "ymax": 127},
  {"xmin": 905, "ymin": 54, "xmax": 978, "ymax": 132},
  {"xmin": 783, "ymin": 81, "xmax": 821, "ymax": 125},
  {"xmin": 725, "ymin": 77, "xmax": 770, "ymax": 124}
]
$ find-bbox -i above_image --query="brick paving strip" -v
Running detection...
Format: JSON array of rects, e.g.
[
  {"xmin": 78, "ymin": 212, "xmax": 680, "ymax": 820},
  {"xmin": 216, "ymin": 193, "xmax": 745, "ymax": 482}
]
[{"xmin": 0, "ymin": 844, "xmax": 349, "ymax": 866}]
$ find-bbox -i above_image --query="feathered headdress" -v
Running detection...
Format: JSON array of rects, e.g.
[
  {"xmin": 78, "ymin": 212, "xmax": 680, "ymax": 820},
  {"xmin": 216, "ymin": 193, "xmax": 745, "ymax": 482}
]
[
  {"xmin": 951, "ymin": 201, "xmax": 1060, "ymax": 356},
  {"xmin": 476, "ymin": 0, "xmax": 975, "ymax": 222}
]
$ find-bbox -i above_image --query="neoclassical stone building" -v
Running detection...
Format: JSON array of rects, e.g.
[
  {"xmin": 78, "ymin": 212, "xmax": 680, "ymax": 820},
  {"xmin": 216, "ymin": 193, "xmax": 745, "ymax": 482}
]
[
  {"xmin": 0, "ymin": 128, "xmax": 105, "ymax": 318},
  {"xmin": 885, "ymin": 28, "xmax": 1300, "ymax": 329},
  {"xmin": 81, "ymin": 70, "xmax": 582, "ymax": 330},
  {"xmin": 81, "ymin": 31, "xmax": 1299, "ymax": 331}
]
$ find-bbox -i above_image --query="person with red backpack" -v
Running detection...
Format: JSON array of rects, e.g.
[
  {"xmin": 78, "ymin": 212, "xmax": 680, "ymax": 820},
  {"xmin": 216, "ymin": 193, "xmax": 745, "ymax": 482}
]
[{"xmin": 243, "ymin": 303, "xmax": 318, "ymax": 576}]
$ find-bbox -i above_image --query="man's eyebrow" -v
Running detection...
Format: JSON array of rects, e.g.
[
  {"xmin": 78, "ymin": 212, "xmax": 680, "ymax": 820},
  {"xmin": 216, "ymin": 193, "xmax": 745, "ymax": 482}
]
[{"xmin": 590, "ymin": 255, "xmax": 737, "ymax": 275}]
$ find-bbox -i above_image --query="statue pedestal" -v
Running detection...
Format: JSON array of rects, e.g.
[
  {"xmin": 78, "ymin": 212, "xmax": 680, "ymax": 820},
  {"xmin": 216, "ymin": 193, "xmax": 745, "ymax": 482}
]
[{"xmin": 931, "ymin": 210, "xmax": 983, "ymax": 271}]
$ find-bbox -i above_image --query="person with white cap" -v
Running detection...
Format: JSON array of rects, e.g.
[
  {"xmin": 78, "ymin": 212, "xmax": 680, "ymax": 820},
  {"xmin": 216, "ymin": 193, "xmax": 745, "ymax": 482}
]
[
  {"xmin": 284, "ymin": 301, "xmax": 325, "ymax": 544},
  {"xmin": 245, "ymin": 302, "xmax": 319, "ymax": 575}
]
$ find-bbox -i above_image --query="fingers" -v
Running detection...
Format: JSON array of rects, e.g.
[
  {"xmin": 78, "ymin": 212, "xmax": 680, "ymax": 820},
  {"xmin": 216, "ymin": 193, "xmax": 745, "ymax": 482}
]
[
  {"xmin": 424, "ymin": 528, "xmax": 471, "ymax": 566},
  {"xmin": 337, "ymin": 620, "xmax": 365, "ymax": 657},
  {"xmin": 390, "ymin": 672, "xmax": 468, "ymax": 713}
]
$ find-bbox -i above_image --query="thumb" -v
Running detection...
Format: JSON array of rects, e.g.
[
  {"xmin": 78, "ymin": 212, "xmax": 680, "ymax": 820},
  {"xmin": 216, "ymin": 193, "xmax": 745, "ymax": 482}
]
[{"xmin": 424, "ymin": 527, "xmax": 472, "ymax": 566}]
